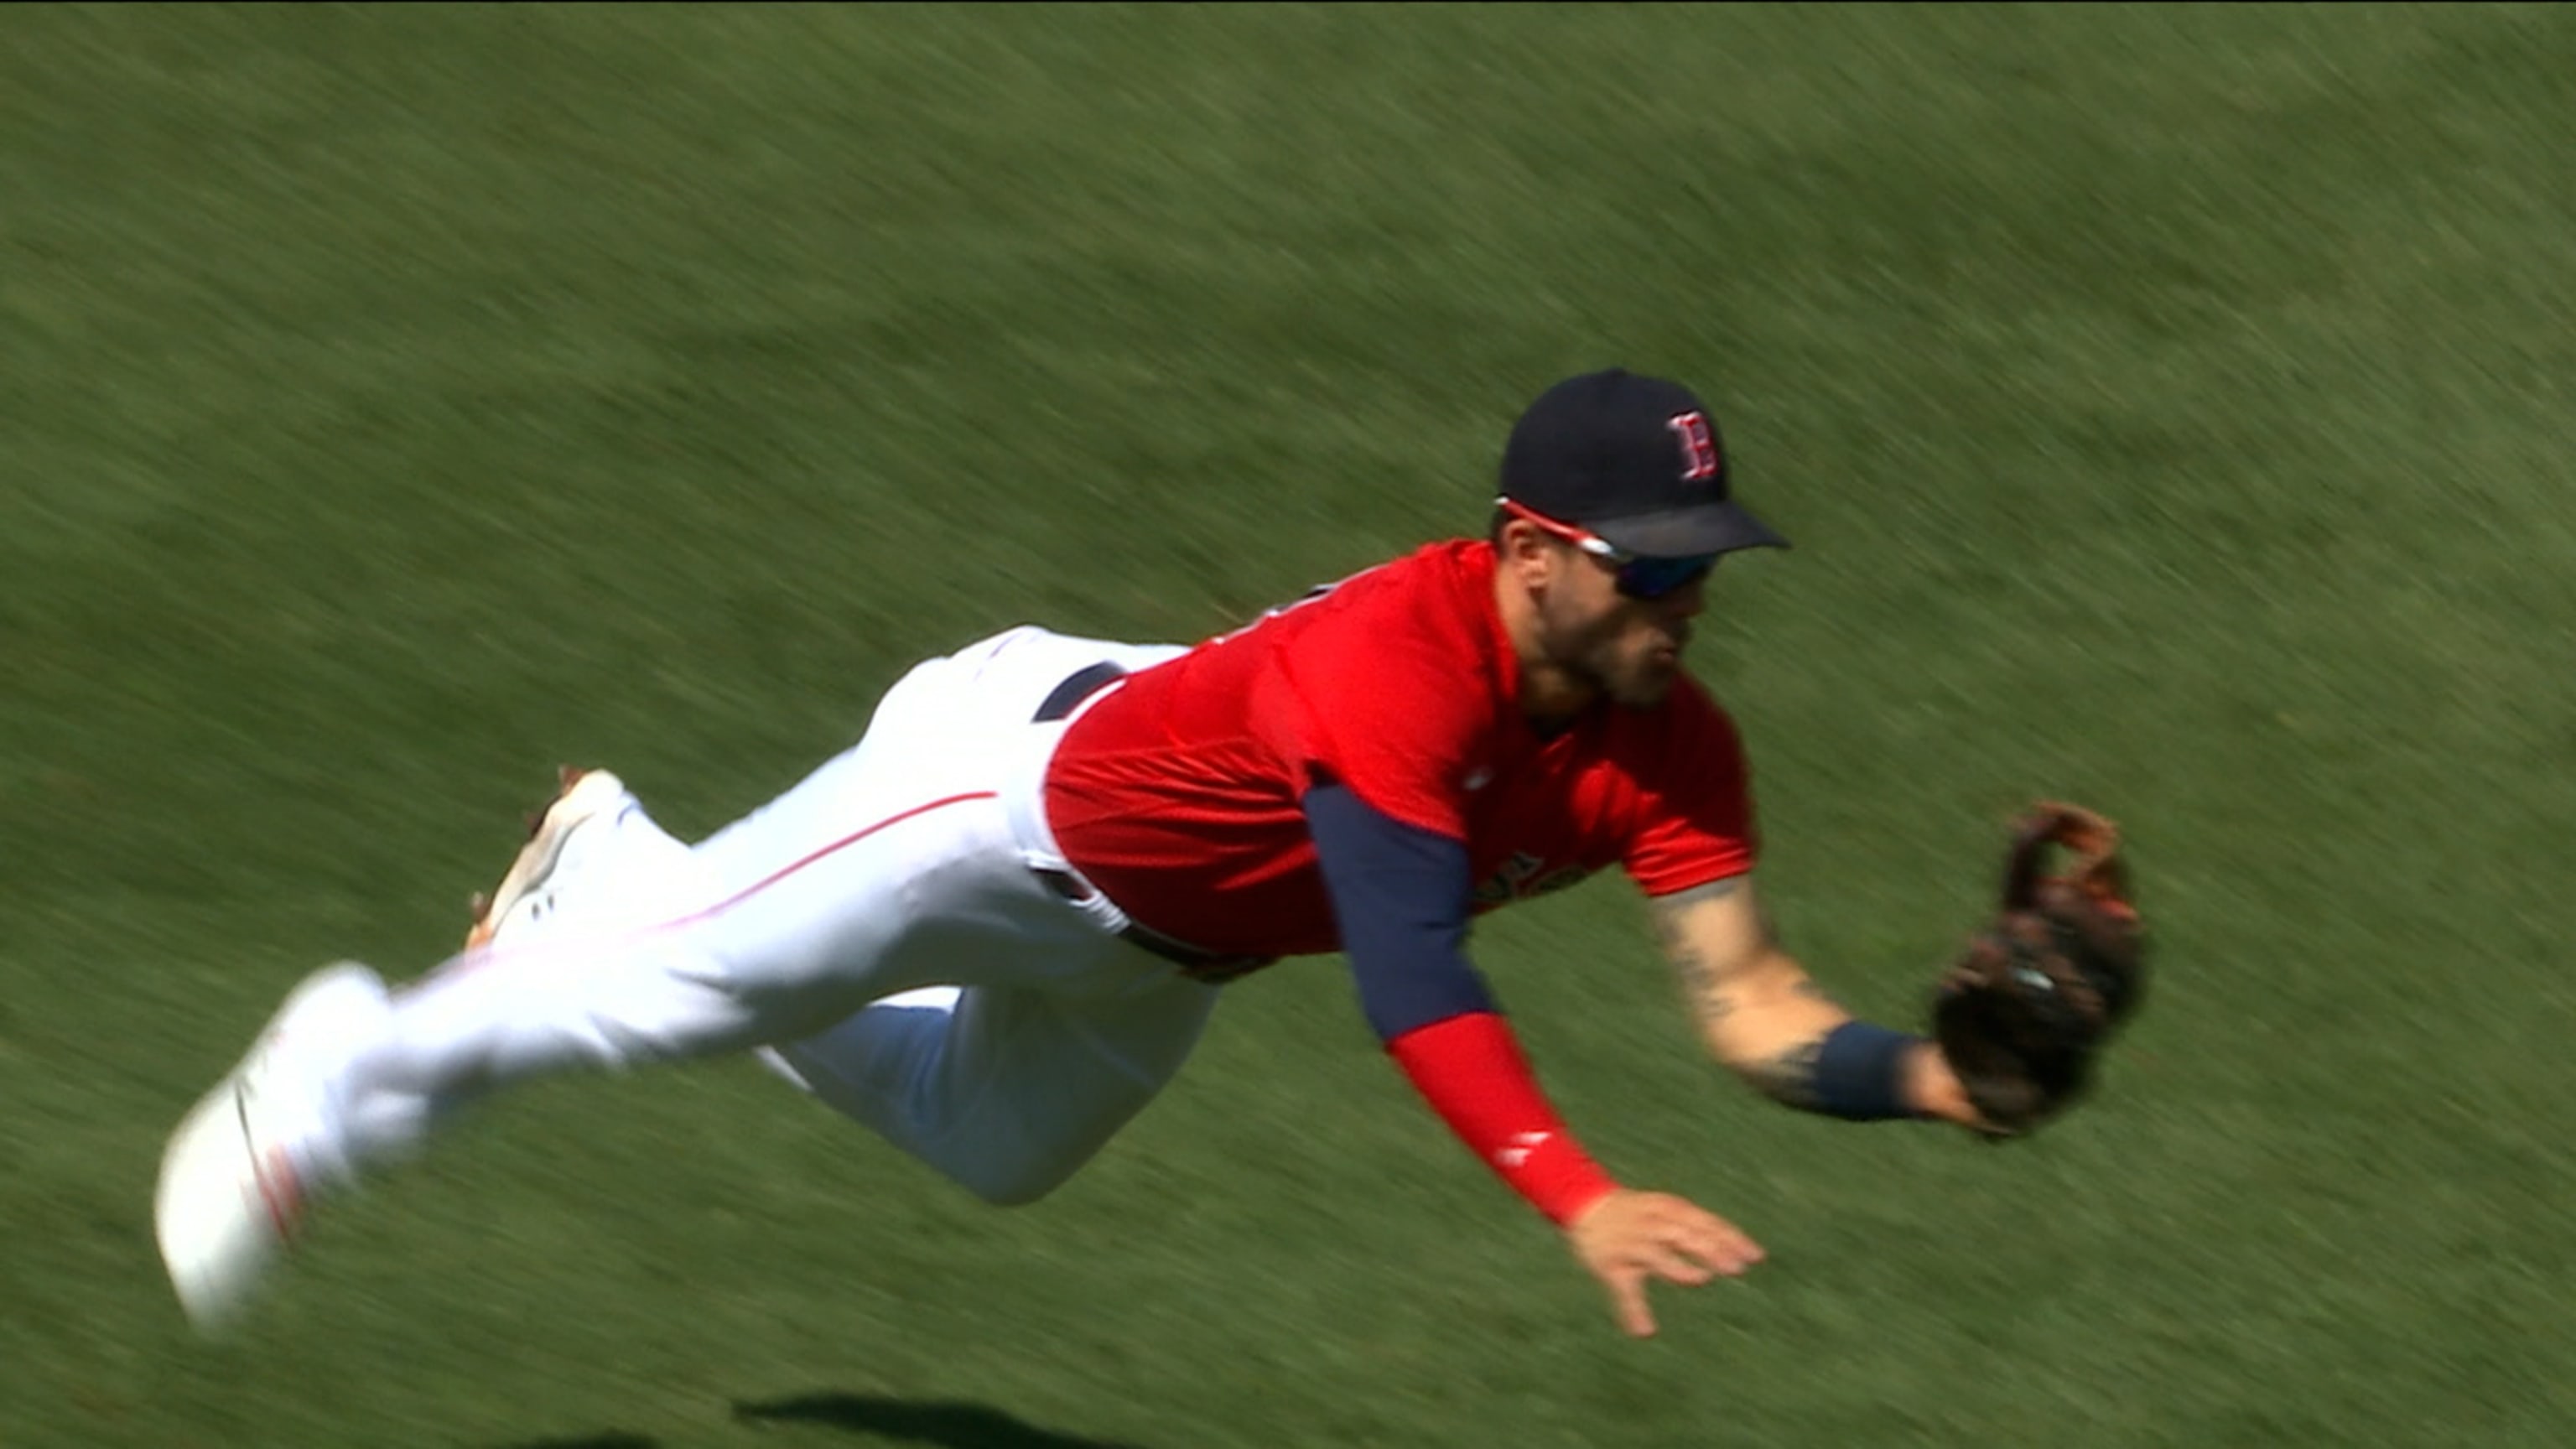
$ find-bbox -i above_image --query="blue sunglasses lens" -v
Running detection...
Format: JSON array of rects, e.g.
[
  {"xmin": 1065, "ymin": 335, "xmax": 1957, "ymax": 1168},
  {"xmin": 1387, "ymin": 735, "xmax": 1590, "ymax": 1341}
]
[{"xmin": 1616, "ymin": 553, "xmax": 1719, "ymax": 599}]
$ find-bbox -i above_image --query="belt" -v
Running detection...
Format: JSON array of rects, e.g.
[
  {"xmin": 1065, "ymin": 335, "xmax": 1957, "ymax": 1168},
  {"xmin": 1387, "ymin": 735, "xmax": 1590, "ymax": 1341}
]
[
  {"xmin": 1028, "ymin": 865, "xmax": 1276, "ymax": 984},
  {"xmin": 1026, "ymin": 659, "xmax": 1277, "ymax": 985},
  {"xmin": 1033, "ymin": 660, "xmax": 1128, "ymax": 723}
]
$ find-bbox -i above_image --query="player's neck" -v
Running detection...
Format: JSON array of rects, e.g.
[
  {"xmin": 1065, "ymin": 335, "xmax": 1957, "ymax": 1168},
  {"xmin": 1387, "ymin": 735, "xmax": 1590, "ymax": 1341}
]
[{"xmin": 1516, "ymin": 660, "xmax": 1598, "ymax": 735}]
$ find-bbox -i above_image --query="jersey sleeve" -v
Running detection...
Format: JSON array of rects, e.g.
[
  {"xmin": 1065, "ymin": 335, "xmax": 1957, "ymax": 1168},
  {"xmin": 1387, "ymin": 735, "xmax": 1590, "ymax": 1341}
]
[
  {"xmin": 1621, "ymin": 678, "xmax": 1761, "ymax": 896},
  {"xmin": 1252, "ymin": 576, "xmax": 1488, "ymax": 843},
  {"xmin": 1302, "ymin": 781, "xmax": 1492, "ymax": 1041}
]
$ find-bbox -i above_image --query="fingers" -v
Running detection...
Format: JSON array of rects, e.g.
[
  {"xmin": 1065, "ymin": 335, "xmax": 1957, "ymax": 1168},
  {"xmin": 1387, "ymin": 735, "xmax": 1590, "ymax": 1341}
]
[
  {"xmin": 1597, "ymin": 1237, "xmax": 1741, "ymax": 1340},
  {"xmin": 1710, "ymin": 1223, "xmax": 1766, "ymax": 1274},
  {"xmin": 1663, "ymin": 1205, "xmax": 1765, "ymax": 1278},
  {"xmin": 1641, "ymin": 1241, "xmax": 1715, "ymax": 1287},
  {"xmin": 1572, "ymin": 1191, "xmax": 1768, "ymax": 1337},
  {"xmin": 1607, "ymin": 1266, "xmax": 1657, "ymax": 1338},
  {"xmin": 1605, "ymin": 1234, "xmax": 1748, "ymax": 1338}
]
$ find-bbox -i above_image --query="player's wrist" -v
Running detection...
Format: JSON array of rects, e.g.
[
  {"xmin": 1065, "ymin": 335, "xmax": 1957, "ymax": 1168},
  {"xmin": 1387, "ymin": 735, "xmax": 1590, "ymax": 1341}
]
[
  {"xmin": 1557, "ymin": 1177, "xmax": 1624, "ymax": 1232},
  {"xmin": 1801, "ymin": 1020, "xmax": 1931, "ymax": 1122},
  {"xmin": 1385, "ymin": 1011, "xmax": 1620, "ymax": 1227},
  {"xmin": 1509, "ymin": 1130, "xmax": 1621, "ymax": 1228}
]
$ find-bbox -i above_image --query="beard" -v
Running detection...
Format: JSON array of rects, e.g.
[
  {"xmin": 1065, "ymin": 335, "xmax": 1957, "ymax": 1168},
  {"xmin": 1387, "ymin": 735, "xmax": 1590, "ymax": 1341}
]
[
  {"xmin": 1597, "ymin": 644, "xmax": 1682, "ymax": 708},
  {"xmin": 1569, "ymin": 617, "xmax": 1690, "ymax": 710}
]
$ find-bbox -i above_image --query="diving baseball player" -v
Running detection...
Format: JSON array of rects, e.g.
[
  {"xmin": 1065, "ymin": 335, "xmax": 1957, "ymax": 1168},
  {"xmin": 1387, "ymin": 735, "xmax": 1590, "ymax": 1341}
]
[{"xmin": 154, "ymin": 369, "xmax": 2143, "ymax": 1341}]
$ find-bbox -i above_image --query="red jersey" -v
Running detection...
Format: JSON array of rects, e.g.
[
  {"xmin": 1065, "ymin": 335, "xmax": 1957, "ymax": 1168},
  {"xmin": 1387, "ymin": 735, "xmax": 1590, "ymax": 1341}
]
[{"xmin": 1041, "ymin": 539, "xmax": 1760, "ymax": 958}]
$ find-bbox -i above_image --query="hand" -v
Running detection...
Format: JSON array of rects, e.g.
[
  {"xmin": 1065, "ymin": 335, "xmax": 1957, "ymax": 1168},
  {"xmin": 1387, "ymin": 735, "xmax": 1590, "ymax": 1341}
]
[
  {"xmin": 1903, "ymin": 1040, "xmax": 2012, "ymax": 1138},
  {"xmin": 1563, "ymin": 1188, "xmax": 1765, "ymax": 1337}
]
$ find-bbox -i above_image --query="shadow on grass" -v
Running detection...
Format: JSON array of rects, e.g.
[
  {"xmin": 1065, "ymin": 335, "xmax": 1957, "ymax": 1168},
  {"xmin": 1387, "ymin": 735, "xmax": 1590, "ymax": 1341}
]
[
  {"xmin": 493, "ymin": 1437, "xmax": 656, "ymax": 1449},
  {"xmin": 734, "ymin": 1394, "xmax": 1150, "ymax": 1448}
]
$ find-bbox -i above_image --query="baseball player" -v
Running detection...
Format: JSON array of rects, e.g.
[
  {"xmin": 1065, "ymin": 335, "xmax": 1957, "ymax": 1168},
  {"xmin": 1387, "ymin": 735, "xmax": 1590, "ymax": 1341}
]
[{"xmin": 155, "ymin": 369, "xmax": 2070, "ymax": 1342}]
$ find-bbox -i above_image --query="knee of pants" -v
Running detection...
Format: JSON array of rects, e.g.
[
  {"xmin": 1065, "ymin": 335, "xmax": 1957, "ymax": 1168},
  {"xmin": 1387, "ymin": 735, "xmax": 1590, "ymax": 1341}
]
[{"xmin": 948, "ymin": 1150, "xmax": 1083, "ymax": 1209}]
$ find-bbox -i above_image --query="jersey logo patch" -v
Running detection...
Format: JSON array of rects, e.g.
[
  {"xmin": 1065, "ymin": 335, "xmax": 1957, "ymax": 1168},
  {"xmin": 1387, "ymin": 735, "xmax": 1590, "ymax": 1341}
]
[
  {"xmin": 1667, "ymin": 411, "xmax": 1721, "ymax": 481},
  {"xmin": 1497, "ymin": 1130, "xmax": 1550, "ymax": 1169},
  {"xmin": 1474, "ymin": 851, "xmax": 1593, "ymax": 906}
]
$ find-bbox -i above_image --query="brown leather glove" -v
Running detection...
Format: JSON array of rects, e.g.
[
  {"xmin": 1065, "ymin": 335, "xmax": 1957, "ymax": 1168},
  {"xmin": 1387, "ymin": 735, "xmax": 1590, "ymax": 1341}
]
[{"xmin": 1931, "ymin": 802, "xmax": 2148, "ymax": 1137}]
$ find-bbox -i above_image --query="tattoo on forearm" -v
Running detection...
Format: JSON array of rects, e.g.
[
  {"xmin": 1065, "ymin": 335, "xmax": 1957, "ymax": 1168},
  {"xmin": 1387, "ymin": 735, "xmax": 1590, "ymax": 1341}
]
[
  {"xmin": 1678, "ymin": 946, "xmax": 1732, "ymax": 1023},
  {"xmin": 1649, "ymin": 880, "xmax": 1843, "ymax": 1106},
  {"xmin": 1746, "ymin": 1034, "xmax": 1827, "ymax": 1110},
  {"xmin": 1653, "ymin": 879, "xmax": 1745, "ymax": 1026}
]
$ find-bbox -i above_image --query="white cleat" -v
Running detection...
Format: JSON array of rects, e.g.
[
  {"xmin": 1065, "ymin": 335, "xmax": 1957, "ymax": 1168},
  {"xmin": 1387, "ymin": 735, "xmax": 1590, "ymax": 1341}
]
[
  {"xmin": 153, "ymin": 962, "xmax": 385, "ymax": 1334},
  {"xmin": 464, "ymin": 766, "xmax": 628, "ymax": 951}
]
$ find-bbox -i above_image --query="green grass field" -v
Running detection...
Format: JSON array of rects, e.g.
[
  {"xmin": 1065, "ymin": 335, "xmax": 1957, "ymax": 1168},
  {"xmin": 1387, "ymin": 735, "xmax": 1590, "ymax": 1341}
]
[{"xmin": 7, "ymin": 4, "xmax": 2575, "ymax": 1445}]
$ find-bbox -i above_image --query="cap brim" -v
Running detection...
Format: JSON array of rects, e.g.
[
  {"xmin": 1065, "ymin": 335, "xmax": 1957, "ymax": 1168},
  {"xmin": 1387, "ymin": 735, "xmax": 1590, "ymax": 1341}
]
[{"xmin": 1591, "ymin": 500, "xmax": 1790, "ymax": 558}]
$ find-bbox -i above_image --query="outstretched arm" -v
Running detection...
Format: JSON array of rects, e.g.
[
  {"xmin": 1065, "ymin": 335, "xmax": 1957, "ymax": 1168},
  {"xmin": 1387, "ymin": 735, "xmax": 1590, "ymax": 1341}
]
[
  {"xmin": 1302, "ymin": 782, "xmax": 1763, "ymax": 1335},
  {"xmin": 1651, "ymin": 875, "xmax": 1984, "ymax": 1128}
]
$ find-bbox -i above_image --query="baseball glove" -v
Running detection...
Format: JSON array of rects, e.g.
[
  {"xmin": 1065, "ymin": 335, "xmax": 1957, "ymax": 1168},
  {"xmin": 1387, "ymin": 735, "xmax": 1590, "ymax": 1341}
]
[{"xmin": 1932, "ymin": 801, "xmax": 2146, "ymax": 1137}]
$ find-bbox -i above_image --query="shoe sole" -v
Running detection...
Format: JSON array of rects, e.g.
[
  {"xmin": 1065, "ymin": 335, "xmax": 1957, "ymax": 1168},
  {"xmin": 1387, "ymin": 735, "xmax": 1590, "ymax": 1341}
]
[{"xmin": 463, "ymin": 766, "xmax": 626, "ymax": 951}]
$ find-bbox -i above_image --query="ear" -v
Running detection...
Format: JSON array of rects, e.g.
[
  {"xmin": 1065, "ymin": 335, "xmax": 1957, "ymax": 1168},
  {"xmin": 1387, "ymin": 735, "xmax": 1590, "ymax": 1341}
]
[{"xmin": 1496, "ymin": 517, "xmax": 1559, "ymax": 585}]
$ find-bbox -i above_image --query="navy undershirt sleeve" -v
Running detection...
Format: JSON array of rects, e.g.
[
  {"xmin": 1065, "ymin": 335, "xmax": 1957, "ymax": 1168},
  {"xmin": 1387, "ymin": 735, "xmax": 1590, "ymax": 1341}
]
[{"xmin": 1301, "ymin": 780, "xmax": 1496, "ymax": 1043}]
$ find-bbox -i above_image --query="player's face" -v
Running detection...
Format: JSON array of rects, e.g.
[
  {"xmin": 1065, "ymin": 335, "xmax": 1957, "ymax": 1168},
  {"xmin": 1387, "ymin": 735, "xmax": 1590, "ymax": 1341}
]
[{"xmin": 1539, "ymin": 543, "xmax": 1710, "ymax": 709}]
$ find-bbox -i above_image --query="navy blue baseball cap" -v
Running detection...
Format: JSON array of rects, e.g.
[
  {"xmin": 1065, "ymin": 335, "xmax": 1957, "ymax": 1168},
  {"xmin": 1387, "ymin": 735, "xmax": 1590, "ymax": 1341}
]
[{"xmin": 1498, "ymin": 369, "xmax": 1790, "ymax": 558}]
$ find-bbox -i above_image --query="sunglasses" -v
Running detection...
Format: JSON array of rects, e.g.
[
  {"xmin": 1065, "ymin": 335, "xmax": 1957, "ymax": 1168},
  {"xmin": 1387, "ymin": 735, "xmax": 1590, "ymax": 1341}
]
[{"xmin": 1496, "ymin": 498, "xmax": 1719, "ymax": 600}]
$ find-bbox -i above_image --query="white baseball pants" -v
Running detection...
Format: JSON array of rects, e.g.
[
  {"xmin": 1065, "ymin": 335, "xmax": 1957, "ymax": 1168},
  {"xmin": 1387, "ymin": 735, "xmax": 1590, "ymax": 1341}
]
[{"xmin": 325, "ymin": 626, "xmax": 1221, "ymax": 1206}]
